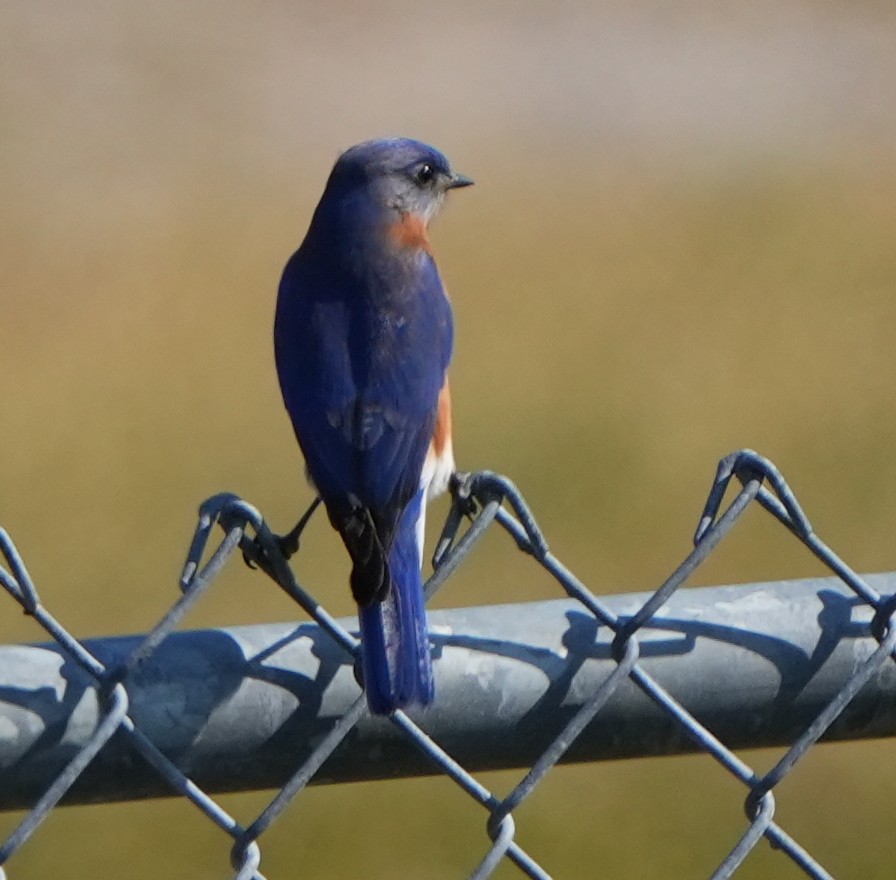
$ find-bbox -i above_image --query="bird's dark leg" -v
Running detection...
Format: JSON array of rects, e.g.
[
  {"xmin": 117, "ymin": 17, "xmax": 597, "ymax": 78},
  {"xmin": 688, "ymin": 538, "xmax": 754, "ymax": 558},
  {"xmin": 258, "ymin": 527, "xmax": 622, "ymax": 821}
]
[
  {"xmin": 242, "ymin": 496, "xmax": 322, "ymax": 573},
  {"xmin": 277, "ymin": 496, "xmax": 322, "ymax": 558}
]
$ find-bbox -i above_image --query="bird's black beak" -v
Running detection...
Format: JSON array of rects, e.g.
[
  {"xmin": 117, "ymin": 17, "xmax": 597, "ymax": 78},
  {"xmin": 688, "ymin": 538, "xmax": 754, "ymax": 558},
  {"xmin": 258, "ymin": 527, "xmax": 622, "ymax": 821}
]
[{"xmin": 446, "ymin": 172, "xmax": 474, "ymax": 190}]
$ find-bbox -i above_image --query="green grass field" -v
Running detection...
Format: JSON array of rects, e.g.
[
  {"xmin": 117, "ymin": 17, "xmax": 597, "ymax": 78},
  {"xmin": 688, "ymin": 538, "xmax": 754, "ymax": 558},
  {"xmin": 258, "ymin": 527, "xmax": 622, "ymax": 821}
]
[{"xmin": 3, "ymin": 4, "xmax": 896, "ymax": 877}]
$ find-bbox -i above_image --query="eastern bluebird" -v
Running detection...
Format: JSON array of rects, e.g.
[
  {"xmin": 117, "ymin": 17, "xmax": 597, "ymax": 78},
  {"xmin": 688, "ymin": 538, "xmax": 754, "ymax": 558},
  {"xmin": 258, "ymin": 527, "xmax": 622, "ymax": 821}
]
[{"xmin": 273, "ymin": 138, "xmax": 472, "ymax": 714}]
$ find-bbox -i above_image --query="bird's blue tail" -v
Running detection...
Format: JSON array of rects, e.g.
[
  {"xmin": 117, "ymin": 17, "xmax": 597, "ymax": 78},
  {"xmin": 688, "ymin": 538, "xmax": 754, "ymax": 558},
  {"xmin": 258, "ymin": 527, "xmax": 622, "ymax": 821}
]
[{"xmin": 358, "ymin": 488, "xmax": 434, "ymax": 714}]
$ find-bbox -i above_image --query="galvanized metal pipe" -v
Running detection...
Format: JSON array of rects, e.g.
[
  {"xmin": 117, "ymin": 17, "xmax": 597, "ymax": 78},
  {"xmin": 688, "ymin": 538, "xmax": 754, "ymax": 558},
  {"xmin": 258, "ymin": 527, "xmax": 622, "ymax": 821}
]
[{"xmin": 1, "ymin": 573, "xmax": 894, "ymax": 810}]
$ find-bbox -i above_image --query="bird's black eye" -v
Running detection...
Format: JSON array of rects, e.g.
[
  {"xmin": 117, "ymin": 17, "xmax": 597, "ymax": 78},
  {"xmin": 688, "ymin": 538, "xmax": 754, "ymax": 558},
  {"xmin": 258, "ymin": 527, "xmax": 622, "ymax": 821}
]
[{"xmin": 415, "ymin": 163, "xmax": 436, "ymax": 186}]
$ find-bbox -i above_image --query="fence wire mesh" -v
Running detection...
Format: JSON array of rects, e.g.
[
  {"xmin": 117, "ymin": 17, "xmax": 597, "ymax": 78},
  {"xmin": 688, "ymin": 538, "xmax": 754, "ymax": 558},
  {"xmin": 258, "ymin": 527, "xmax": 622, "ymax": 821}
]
[{"xmin": 2, "ymin": 448, "xmax": 895, "ymax": 878}]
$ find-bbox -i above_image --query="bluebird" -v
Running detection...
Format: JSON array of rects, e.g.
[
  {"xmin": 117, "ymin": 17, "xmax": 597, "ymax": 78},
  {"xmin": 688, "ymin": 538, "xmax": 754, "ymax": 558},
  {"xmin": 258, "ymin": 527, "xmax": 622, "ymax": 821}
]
[{"xmin": 273, "ymin": 138, "xmax": 472, "ymax": 714}]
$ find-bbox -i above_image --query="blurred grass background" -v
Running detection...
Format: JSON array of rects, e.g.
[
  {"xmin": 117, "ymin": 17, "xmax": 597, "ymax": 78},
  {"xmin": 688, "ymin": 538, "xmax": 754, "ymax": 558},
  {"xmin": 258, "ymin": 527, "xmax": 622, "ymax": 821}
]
[{"xmin": 3, "ymin": 1, "xmax": 896, "ymax": 877}]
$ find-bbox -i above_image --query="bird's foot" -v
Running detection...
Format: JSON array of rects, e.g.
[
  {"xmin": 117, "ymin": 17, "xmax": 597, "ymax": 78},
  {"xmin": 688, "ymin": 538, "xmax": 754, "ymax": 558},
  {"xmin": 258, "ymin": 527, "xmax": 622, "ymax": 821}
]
[
  {"xmin": 432, "ymin": 472, "xmax": 480, "ymax": 569},
  {"xmin": 449, "ymin": 471, "xmax": 480, "ymax": 516},
  {"xmin": 241, "ymin": 497, "xmax": 322, "ymax": 576}
]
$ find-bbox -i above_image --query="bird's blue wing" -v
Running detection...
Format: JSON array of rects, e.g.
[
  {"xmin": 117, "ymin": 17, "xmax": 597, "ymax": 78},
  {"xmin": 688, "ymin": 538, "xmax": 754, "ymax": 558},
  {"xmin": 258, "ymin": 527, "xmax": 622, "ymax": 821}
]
[{"xmin": 275, "ymin": 246, "xmax": 453, "ymax": 526}]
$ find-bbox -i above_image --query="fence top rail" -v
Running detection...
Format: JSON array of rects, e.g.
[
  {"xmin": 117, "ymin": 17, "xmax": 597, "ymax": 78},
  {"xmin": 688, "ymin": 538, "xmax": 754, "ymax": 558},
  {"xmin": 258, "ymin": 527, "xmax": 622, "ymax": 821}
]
[{"xmin": 1, "ymin": 571, "xmax": 894, "ymax": 810}]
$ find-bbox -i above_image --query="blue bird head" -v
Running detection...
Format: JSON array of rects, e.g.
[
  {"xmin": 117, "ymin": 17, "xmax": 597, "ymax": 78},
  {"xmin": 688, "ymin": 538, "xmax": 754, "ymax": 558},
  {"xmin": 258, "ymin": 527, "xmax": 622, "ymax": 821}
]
[{"xmin": 322, "ymin": 138, "xmax": 473, "ymax": 227}]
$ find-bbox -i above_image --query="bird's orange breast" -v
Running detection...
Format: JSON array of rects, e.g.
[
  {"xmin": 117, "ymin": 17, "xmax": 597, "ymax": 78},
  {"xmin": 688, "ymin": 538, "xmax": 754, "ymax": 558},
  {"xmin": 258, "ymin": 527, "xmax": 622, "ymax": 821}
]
[{"xmin": 388, "ymin": 212, "xmax": 432, "ymax": 254}]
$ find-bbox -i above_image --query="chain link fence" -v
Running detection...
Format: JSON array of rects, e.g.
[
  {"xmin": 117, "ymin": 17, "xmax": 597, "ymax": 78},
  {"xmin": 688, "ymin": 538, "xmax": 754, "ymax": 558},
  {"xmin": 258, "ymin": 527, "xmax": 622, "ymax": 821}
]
[{"xmin": 2, "ymin": 448, "xmax": 896, "ymax": 878}]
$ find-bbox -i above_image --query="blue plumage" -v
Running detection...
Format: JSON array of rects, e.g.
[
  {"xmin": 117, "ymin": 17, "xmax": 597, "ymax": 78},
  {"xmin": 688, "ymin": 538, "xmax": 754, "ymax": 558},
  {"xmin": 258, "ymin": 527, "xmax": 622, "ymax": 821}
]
[
  {"xmin": 274, "ymin": 138, "xmax": 471, "ymax": 713},
  {"xmin": 358, "ymin": 488, "xmax": 434, "ymax": 713}
]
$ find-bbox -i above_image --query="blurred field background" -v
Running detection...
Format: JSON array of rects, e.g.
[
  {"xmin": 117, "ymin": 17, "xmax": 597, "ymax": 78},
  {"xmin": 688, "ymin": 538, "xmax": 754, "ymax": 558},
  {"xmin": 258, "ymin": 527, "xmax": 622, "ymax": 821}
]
[{"xmin": 3, "ymin": 1, "xmax": 896, "ymax": 877}]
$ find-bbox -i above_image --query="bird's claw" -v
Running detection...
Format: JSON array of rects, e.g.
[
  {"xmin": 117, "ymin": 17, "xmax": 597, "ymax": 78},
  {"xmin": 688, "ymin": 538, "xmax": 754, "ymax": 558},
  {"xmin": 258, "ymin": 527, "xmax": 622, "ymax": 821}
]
[
  {"xmin": 450, "ymin": 471, "xmax": 480, "ymax": 516},
  {"xmin": 241, "ymin": 498, "xmax": 321, "ymax": 576},
  {"xmin": 241, "ymin": 536, "xmax": 264, "ymax": 572},
  {"xmin": 240, "ymin": 534, "xmax": 287, "ymax": 580}
]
